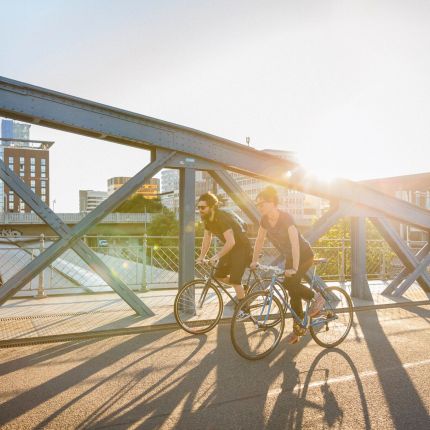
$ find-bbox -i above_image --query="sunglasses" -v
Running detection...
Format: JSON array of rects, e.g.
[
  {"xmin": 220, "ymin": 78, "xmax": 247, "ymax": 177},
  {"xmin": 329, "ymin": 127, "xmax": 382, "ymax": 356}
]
[{"xmin": 197, "ymin": 205, "xmax": 209, "ymax": 210}]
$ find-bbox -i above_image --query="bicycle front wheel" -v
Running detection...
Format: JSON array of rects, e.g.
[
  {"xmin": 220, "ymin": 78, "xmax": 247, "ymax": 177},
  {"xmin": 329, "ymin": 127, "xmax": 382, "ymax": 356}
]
[
  {"xmin": 247, "ymin": 278, "xmax": 287, "ymax": 328},
  {"xmin": 231, "ymin": 291, "xmax": 285, "ymax": 360},
  {"xmin": 174, "ymin": 280, "xmax": 223, "ymax": 334},
  {"xmin": 309, "ymin": 286, "xmax": 353, "ymax": 348}
]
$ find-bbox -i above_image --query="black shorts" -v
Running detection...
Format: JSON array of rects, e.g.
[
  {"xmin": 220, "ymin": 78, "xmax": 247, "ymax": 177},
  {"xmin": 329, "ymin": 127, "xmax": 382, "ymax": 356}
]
[{"xmin": 215, "ymin": 245, "xmax": 252, "ymax": 285}]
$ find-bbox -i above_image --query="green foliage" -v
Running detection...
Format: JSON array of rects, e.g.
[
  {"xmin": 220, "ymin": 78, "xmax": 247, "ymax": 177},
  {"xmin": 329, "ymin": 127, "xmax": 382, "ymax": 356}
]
[
  {"xmin": 145, "ymin": 211, "xmax": 205, "ymax": 269},
  {"xmin": 115, "ymin": 195, "xmax": 163, "ymax": 213},
  {"xmin": 313, "ymin": 217, "xmax": 395, "ymax": 280},
  {"xmin": 146, "ymin": 210, "xmax": 178, "ymax": 246}
]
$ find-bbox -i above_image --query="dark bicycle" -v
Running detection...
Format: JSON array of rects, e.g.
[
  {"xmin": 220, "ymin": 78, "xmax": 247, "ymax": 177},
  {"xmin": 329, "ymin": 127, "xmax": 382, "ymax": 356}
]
[{"xmin": 174, "ymin": 259, "xmax": 267, "ymax": 334}]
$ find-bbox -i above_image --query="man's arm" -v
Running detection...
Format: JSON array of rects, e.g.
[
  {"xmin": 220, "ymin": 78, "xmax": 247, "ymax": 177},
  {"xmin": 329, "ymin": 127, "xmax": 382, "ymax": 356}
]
[
  {"xmin": 251, "ymin": 226, "xmax": 267, "ymax": 268},
  {"xmin": 211, "ymin": 229, "xmax": 235, "ymax": 261},
  {"xmin": 285, "ymin": 225, "xmax": 300, "ymax": 276},
  {"xmin": 197, "ymin": 229, "xmax": 212, "ymax": 263}
]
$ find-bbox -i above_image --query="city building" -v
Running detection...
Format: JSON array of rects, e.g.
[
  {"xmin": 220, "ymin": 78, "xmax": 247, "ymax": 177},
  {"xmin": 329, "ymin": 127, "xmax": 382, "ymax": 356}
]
[
  {"xmin": 362, "ymin": 173, "xmax": 430, "ymax": 241},
  {"xmin": 79, "ymin": 190, "xmax": 108, "ymax": 212},
  {"xmin": 107, "ymin": 177, "xmax": 160, "ymax": 199},
  {"xmin": 0, "ymin": 119, "xmax": 52, "ymax": 213},
  {"xmin": 160, "ymin": 169, "xmax": 214, "ymax": 213},
  {"xmin": 161, "ymin": 169, "xmax": 179, "ymax": 194},
  {"xmin": 160, "ymin": 169, "xmax": 179, "ymax": 212}
]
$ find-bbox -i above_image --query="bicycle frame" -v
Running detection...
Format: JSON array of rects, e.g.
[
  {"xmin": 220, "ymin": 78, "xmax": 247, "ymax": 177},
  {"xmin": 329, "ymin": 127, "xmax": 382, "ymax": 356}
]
[
  {"xmin": 255, "ymin": 264, "xmax": 338, "ymax": 330},
  {"xmin": 197, "ymin": 264, "xmax": 261, "ymax": 308}
]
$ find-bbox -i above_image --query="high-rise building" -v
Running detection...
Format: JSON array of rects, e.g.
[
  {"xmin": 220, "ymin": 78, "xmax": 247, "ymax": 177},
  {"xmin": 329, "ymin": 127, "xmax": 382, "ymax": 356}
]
[
  {"xmin": 79, "ymin": 190, "xmax": 108, "ymax": 213},
  {"xmin": 160, "ymin": 169, "xmax": 214, "ymax": 213},
  {"xmin": 161, "ymin": 169, "xmax": 179, "ymax": 194},
  {"xmin": 107, "ymin": 177, "xmax": 160, "ymax": 199},
  {"xmin": 0, "ymin": 119, "xmax": 52, "ymax": 213}
]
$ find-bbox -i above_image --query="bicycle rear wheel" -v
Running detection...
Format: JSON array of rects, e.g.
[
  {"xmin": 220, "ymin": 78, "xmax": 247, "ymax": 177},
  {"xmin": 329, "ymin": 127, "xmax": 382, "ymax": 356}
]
[
  {"xmin": 231, "ymin": 291, "xmax": 285, "ymax": 360},
  {"xmin": 174, "ymin": 280, "xmax": 223, "ymax": 334},
  {"xmin": 309, "ymin": 286, "xmax": 353, "ymax": 348}
]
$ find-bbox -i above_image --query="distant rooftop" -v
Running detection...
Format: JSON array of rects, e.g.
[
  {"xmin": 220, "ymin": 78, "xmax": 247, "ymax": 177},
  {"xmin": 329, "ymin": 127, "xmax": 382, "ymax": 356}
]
[{"xmin": 0, "ymin": 138, "xmax": 54, "ymax": 150}]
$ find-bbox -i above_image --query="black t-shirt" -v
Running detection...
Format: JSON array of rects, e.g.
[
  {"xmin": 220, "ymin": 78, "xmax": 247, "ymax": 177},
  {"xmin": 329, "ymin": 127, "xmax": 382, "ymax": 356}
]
[
  {"xmin": 260, "ymin": 210, "xmax": 313, "ymax": 268},
  {"xmin": 204, "ymin": 209, "xmax": 250, "ymax": 250}
]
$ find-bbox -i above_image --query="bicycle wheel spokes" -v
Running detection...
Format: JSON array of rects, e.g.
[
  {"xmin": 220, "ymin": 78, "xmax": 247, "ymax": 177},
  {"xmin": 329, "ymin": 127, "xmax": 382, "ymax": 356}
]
[
  {"xmin": 310, "ymin": 286, "xmax": 353, "ymax": 348},
  {"xmin": 231, "ymin": 292, "xmax": 285, "ymax": 360},
  {"xmin": 174, "ymin": 281, "xmax": 223, "ymax": 334}
]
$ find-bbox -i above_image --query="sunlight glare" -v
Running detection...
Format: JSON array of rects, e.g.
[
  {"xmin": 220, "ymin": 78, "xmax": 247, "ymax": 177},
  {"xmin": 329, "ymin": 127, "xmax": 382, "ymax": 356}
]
[{"xmin": 297, "ymin": 152, "xmax": 339, "ymax": 182}]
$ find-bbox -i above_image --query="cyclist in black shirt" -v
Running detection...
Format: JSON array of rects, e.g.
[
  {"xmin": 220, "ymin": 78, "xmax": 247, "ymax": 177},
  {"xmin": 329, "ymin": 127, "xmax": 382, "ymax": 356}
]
[
  {"xmin": 196, "ymin": 192, "xmax": 252, "ymax": 304},
  {"xmin": 250, "ymin": 186, "xmax": 324, "ymax": 344}
]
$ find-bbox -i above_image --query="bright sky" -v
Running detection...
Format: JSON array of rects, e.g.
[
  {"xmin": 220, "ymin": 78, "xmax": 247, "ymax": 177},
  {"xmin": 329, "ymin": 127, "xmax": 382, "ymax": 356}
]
[{"xmin": 1, "ymin": 0, "xmax": 430, "ymax": 211}]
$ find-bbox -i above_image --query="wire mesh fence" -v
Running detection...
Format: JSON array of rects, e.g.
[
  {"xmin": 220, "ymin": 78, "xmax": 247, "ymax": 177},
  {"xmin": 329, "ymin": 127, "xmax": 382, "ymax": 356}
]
[{"xmin": 0, "ymin": 235, "xmax": 427, "ymax": 297}]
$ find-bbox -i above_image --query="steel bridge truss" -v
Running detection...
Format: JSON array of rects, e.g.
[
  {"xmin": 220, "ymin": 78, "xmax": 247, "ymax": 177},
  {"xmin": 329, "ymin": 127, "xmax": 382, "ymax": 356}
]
[{"xmin": 0, "ymin": 76, "xmax": 429, "ymax": 315}]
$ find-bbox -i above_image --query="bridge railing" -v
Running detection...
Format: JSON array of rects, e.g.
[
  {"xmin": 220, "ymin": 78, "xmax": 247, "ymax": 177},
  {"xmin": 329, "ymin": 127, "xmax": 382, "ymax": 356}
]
[
  {"xmin": 0, "ymin": 212, "xmax": 154, "ymax": 225},
  {"xmin": 0, "ymin": 235, "xmax": 425, "ymax": 297}
]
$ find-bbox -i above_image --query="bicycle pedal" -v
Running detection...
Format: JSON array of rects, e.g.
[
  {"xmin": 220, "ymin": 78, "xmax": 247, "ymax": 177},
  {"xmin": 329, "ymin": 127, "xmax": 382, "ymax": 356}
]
[{"xmin": 293, "ymin": 323, "xmax": 307, "ymax": 336}]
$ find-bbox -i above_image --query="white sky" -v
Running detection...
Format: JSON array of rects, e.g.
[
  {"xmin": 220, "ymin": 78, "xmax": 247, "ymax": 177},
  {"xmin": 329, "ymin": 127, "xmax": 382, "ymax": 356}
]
[{"xmin": 1, "ymin": 0, "xmax": 430, "ymax": 212}]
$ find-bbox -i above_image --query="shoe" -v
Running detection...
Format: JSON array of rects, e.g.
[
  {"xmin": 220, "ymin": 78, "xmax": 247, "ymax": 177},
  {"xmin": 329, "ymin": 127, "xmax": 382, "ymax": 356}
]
[
  {"xmin": 309, "ymin": 292, "xmax": 325, "ymax": 317},
  {"xmin": 236, "ymin": 310, "xmax": 250, "ymax": 321},
  {"xmin": 286, "ymin": 331, "xmax": 299, "ymax": 344},
  {"xmin": 235, "ymin": 299, "xmax": 250, "ymax": 321}
]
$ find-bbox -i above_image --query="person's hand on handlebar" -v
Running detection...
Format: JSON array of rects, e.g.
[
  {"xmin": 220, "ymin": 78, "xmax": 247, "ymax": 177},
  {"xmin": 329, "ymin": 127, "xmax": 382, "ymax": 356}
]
[
  {"xmin": 196, "ymin": 257, "xmax": 205, "ymax": 265},
  {"xmin": 284, "ymin": 268, "xmax": 297, "ymax": 277},
  {"xmin": 250, "ymin": 261, "xmax": 259, "ymax": 270},
  {"xmin": 209, "ymin": 255, "xmax": 220, "ymax": 266}
]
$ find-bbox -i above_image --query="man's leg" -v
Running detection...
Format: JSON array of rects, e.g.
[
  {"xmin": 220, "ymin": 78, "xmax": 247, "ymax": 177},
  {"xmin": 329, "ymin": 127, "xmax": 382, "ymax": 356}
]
[
  {"xmin": 229, "ymin": 248, "xmax": 249, "ymax": 301},
  {"xmin": 284, "ymin": 259, "xmax": 315, "ymax": 343},
  {"xmin": 231, "ymin": 283, "xmax": 246, "ymax": 300},
  {"xmin": 214, "ymin": 254, "xmax": 231, "ymax": 285}
]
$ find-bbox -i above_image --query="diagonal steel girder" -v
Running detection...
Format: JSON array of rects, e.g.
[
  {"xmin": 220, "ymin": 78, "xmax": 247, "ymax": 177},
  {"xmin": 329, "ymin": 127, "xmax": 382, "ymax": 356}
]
[
  {"xmin": 382, "ymin": 243, "xmax": 430, "ymax": 295},
  {"xmin": 1, "ymin": 76, "xmax": 430, "ymax": 230},
  {"xmin": 371, "ymin": 217, "xmax": 430, "ymax": 293},
  {"xmin": 393, "ymin": 252, "xmax": 430, "ymax": 297},
  {"xmin": 0, "ymin": 152, "xmax": 175, "ymax": 312},
  {"xmin": 208, "ymin": 170, "xmax": 260, "ymax": 225}
]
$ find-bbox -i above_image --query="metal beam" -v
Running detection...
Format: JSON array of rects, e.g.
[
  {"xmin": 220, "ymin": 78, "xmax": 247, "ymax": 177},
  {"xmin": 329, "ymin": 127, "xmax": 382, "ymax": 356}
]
[
  {"xmin": 305, "ymin": 202, "xmax": 348, "ymax": 245},
  {"xmin": 371, "ymin": 217, "xmax": 430, "ymax": 291},
  {"xmin": 1, "ymin": 76, "xmax": 430, "ymax": 230},
  {"xmin": 393, "ymin": 252, "xmax": 430, "ymax": 296},
  {"xmin": 178, "ymin": 168, "xmax": 196, "ymax": 287},
  {"xmin": 351, "ymin": 217, "xmax": 371, "ymax": 300},
  {"xmin": 382, "ymin": 243, "xmax": 430, "ymax": 295},
  {"xmin": 0, "ymin": 152, "xmax": 175, "ymax": 307},
  {"xmin": 208, "ymin": 170, "xmax": 260, "ymax": 225}
]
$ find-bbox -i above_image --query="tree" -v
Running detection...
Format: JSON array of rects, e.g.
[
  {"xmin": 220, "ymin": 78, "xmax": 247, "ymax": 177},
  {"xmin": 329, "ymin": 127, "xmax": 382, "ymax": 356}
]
[
  {"xmin": 114, "ymin": 194, "xmax": 163, "ymax": 213},
  {"xmin": 147, "ymin": 210, "xmax": 179, "ymax": 240}
]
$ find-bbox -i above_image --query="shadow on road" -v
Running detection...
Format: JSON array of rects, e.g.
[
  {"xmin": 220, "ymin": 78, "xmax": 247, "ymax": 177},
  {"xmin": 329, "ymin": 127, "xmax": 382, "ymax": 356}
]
[{"xmin": 355, "ymin": 307, "xmax": 429, "ymax": 429}]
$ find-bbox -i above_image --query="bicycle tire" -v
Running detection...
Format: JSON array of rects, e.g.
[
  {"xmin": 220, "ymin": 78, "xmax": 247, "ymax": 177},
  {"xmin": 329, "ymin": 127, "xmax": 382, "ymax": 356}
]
[
  {"xmin": 309, "ymin": 286, "xmax": 353, "ymax": 348},
  {"xmin": 247, "ymin": 278, "xmax": 287, "ymax": 327},
  {"xmin": 174, "ymin": 279, "xmax": 223, "ymax": 334},
  {"xmin": 231, "ymin": 291, "xmax": 285, "ymax": 360}
]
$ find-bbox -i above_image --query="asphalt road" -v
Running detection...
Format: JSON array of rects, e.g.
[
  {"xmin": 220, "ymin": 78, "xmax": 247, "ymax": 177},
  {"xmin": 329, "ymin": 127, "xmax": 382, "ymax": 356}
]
[{"xmin": 0, "ymin": 306, "xmax": 429, "ymax": 429}]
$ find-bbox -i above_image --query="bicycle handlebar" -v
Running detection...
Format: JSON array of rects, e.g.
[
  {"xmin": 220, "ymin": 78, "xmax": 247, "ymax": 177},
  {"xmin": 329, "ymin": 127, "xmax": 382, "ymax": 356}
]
[
  {"xmin": 197, "ymin": 258, "xmax": 218, "ymax": 268},
  {"xmin": 256, "ymin": 264, "xmax": 285, "ymax": 275}
]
